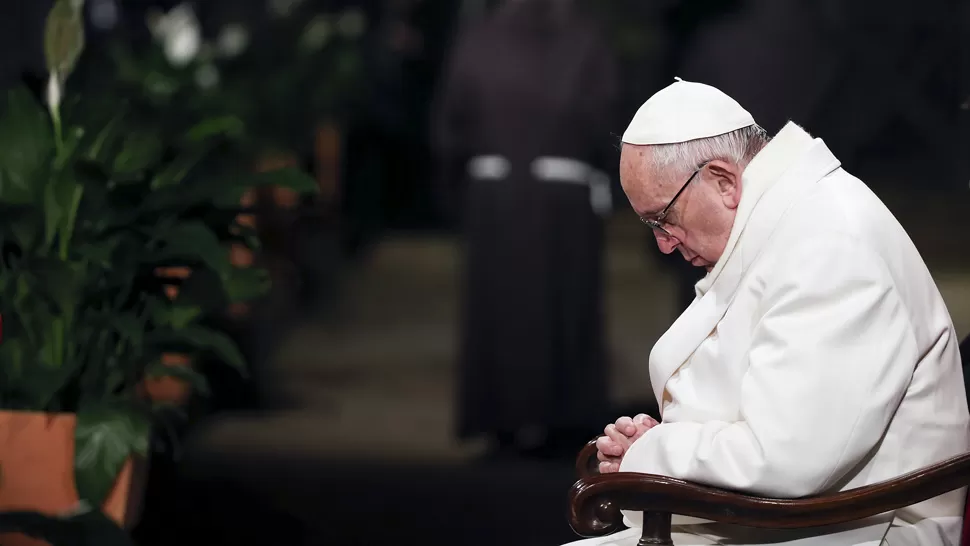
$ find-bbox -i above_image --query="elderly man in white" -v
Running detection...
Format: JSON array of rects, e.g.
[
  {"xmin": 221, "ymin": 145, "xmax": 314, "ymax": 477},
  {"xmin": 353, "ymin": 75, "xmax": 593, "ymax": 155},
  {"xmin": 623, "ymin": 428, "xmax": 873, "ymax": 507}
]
[{"xmin": 563, "ymin": 80, "xmax": 970, "ymax": 546}]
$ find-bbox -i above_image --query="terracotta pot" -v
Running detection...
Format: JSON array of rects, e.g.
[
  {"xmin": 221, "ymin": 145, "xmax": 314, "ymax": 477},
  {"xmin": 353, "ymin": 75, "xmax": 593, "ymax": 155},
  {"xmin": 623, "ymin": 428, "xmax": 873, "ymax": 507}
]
[
  {"xmin": 141, "ymin": 353, "xmax": 193, "ymax": 406},
  {"xmin": 227, "ymin": 238, "xmax": 255, "ymax": 319},
  {"xmin": 255, "ymin": 151, "xmax": 301, "ymax": 210},
  {"xmin": 154, "ymin": 266, "xmax": 191, "ymax": 302},
  {"xmin": 145, "ymin": 267, "xmax": 196, "ymax": 404},
  {"xmin": 0, "ymin": 411, "xmax": 143, "ymax": 546}
]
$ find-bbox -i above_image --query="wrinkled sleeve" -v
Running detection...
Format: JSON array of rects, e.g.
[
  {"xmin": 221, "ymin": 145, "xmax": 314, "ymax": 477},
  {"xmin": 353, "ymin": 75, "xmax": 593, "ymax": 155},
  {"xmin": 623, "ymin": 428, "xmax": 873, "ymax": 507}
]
[{"xmin": 619, "ymin": 233, "xmax": 917, "ymax": 498}]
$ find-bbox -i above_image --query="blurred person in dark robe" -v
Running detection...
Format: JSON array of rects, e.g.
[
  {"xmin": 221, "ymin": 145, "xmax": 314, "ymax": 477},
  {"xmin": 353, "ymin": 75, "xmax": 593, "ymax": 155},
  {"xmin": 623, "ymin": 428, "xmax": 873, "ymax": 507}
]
[{"xmin": 432, "ymin": 0, "xmax": 620, "ymax": 457}]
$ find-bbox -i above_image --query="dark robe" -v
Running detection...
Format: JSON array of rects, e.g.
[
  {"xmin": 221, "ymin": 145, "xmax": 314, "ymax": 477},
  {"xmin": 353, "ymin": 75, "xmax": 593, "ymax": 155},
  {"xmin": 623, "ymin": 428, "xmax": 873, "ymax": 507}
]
[{"xmin": 432, "ymin": 1, "xmax": 619, "ymax": 444}]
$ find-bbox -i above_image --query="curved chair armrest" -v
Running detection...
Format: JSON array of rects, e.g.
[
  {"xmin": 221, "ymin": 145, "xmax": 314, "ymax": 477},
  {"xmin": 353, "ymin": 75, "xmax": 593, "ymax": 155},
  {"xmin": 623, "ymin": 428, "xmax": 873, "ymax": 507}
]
[
  {"xmin": 568, "ymin": 452, "xmax": 970, "ymax": 538},
  {"xmin": 575, "ymin": 437, "xmax": 601, "ymax": 479}
]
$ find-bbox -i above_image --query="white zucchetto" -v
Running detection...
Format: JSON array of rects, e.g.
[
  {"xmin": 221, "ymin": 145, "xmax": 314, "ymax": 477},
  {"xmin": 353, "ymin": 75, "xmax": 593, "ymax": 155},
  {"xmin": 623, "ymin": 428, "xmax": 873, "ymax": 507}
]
[{"xmin": 621, "ymin": 78, "xmax": 757, "ymax": 145}]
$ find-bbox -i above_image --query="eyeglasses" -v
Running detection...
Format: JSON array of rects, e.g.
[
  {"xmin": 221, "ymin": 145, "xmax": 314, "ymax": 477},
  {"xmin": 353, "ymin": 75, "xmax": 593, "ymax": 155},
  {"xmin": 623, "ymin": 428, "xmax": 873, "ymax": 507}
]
[{"xmin": 640, "ymin": 163, "xmax": 707, "ymax": 236}]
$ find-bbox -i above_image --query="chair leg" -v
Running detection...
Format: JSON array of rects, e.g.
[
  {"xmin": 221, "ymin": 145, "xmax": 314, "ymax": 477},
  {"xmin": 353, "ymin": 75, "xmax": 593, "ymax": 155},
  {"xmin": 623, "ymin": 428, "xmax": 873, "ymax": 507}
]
[{"xmin": 638, "ymin": 512, "xmax": 673, "ymax": 546}]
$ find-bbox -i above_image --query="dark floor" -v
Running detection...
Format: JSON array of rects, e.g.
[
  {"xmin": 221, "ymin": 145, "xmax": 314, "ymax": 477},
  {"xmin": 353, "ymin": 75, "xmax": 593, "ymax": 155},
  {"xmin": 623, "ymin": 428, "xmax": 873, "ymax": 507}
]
[{"xmin": 136, "ymin": 445, "xmax": 596, "ymax": 546}]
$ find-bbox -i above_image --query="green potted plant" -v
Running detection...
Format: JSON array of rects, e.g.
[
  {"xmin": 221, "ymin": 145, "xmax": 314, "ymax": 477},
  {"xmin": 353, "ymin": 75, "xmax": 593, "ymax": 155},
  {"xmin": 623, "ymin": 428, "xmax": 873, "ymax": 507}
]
[
  {"xmin": 139, "ymin": 1, "xmax": 365, "ymax": 224},
  {"xmin": 0, "ymin": 0, "xmax": 317, "ymax": 539},
  {"xmin": 68, "ymin": 2, "xmax": 366, "ymax": 319},
  {"xmin": 121, "ymin": 1, "xmax": 367, "ymax": 159}
]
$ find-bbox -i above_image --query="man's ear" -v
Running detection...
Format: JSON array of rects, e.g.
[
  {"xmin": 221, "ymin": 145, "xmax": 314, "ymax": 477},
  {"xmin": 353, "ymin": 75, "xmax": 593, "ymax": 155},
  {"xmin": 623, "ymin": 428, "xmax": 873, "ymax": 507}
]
[{"xmin": 707, "ymin": 160, "xmax": 743, "ymax": 209}]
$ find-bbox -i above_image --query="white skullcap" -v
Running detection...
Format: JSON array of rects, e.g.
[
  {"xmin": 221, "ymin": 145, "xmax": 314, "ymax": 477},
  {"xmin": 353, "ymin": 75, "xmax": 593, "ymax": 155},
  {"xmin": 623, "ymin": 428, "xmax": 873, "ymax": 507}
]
[{"xmin": 621, "ymin": 78, "xmax": 757, "ymax": 145}]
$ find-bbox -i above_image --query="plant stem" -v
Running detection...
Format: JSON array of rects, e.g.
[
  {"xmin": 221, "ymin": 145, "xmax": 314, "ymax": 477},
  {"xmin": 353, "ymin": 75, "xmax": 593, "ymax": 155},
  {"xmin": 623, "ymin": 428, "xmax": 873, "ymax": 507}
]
[
  {"xmin": 59, "ymin": 186, "xmax": 84, "ymax": 260},
  {"xmin": 51, "ymin": 104, "xmax": 64, "ymax": 155}
]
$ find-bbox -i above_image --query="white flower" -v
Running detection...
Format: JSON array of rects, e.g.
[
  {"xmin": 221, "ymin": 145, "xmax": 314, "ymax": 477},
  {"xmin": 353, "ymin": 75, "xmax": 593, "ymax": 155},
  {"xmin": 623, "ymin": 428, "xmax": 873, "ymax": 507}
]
[
  {"xmin": 300, "ymin": 15, "xmax": 332, "ymax": 52},
  {"xmin": 336, "ymin": 8, "xmax": 366, "ymax": 39},
  {"xmin": 46, "ymin": 74, "xmax": 62, "ymax": 112},
  {"xmin": 147, "ymin": 4, "xmax": 203, "ymax": 66},
  {"xmin": 148, "ymin": 4, "xmax": 194, "ymax": 40},
  {"xmin": 194, "ymin": 64, "xmax": 220, "ymax": 90},
  {"xmin": 165, "ymin": 24, "xmax": 201, "ymax": 66},
  {"xmin": 216, "ymin": 24, "xmax": 250, "ymax": 58}
]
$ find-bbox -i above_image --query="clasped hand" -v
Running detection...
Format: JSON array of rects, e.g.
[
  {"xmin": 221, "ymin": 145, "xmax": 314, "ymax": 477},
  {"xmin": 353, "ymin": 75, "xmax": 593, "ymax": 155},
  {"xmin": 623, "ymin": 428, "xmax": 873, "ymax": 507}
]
[{"xmin": 595, "ymin": 414, "xmax": 659, "ymax": 473}]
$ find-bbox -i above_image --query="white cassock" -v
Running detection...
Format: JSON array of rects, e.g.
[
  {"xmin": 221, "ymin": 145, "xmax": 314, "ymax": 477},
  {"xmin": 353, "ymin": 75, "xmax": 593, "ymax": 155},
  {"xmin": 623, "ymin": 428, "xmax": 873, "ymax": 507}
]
[{"xmin": 563, "ymin": 122, "xmax": 970, "ymax": 546}]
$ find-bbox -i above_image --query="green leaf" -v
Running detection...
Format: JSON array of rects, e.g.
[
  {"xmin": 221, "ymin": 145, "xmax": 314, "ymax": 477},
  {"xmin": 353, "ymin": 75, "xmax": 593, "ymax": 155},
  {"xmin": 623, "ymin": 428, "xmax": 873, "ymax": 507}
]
[
  {"xmin": 173, "ymin": 267, "xmax": 229, "ymax": 312},
  {"xmin": 223, "ymin": 266, "xmax": 271, "ymax": 303},
  {"xmin": 0, "ymin": 88, "xmax": 54, "ymax": 205},
  {"xmin": 17, "ymin": 359, "xmax": 82, "ymax": 410},
  {"xmin": 0, "ymin": 339, "xmax": 26, "ymax": 382},
  {"xmin": 150, "ymin": 326, "xmax": 247, "ymax": 376},
  {"xmin": 0, "ymin": 203, "xmax": 43, "ymax": 249},
  {"xmin": 214, "ymin": 166, "xmax": 318, "ymax": 207},
  {"xmin": 43, "ymin": 170, "xmax": 82, "ymax": 249},
  {"xmin": 82, "ymin": 109, "xmax": 125, "ymax": 163},
  {"xmin": 253, "ymin": 166, "xmax": 318, "ymax": 194},
  {"xmin": 58, "ymin": 183, "xmax": 84, "ymax": 258},
  {"xmin": 206, "ymin": 184, "xmax": 248, "ymax": 211},
  {"xmin": 104, "ymin": 369, "xmax": 125, "ymax": 396},
  {"xmin": 0, "ymin": 167, "xmax": 34, "ymax": 207},
  {"xmin": 150, "ymin": 146, "xmax": 211, "ymax": 190},
  {"xmin": 74, "ymin": 237, "xmax": 121, "ymax": 269},
  {"xmin": 145, "ymin": 360, "xmax": 210, "ymax": 396},
  {"xmin": 32, "ymin": 258, "xmax": 84, "ymax": 316},
  {"xmin": 154, "ymin": 304, "xmax": 202, "ymax": 330},
  {"xmin": 14, "ymin": 275, "xmax": 31, "ymax": 306},
  {"xmin": 155, "ymin": 222, "xmax": 232, "ymax": 279},
  {"xmin": 108, "ymin": 313, "xmax": 146, "ymax": 353},
  {"xmin": 184, "ymin": 116, "xmax": 245, "ymax": 143},
  {"xmin": 112, "ymin": 130, "xmax": 162, "ymax": 175},
  {"xmin": 74, "ymin": 403, "xmax": 150, "ymax": 506},
  {"xmin": 54, "ymin": 125, "xmax": 84, "ymax": 169}
]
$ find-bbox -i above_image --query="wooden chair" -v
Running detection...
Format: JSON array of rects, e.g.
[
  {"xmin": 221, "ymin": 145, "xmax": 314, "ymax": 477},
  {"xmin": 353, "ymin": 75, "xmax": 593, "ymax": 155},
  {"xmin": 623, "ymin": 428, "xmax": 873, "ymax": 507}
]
[{"xmin": 568, "ymin": 334, "xmax": 970, "ymax": 546}]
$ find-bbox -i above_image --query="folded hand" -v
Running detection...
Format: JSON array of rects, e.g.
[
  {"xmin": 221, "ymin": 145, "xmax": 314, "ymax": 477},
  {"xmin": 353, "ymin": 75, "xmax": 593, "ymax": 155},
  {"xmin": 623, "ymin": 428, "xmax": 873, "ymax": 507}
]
[{"xmin": 595, "ymin": 414, "xmax": 659, "ymax": 474}]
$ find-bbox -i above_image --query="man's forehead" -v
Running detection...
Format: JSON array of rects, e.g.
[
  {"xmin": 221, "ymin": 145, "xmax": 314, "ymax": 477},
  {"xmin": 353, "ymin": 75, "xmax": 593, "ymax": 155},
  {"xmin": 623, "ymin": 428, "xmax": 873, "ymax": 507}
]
[
  {"xmin": 619, "ymin": 145, "xmax": 650, "ymax": 185},
  {"xmin": 619, "ymin": 143, "xmax": 650, "ymax": 166},
  {"xmin": 620, "ymin": 144, "xmax": 664, "ymax": 213}
]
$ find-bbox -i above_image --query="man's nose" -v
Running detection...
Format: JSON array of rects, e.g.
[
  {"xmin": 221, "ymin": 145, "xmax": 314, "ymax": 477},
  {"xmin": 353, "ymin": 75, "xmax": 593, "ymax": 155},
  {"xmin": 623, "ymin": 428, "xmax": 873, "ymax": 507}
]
[{"xmin": 654, "ymin": 231, "xmax": 678, "ymax": 254}]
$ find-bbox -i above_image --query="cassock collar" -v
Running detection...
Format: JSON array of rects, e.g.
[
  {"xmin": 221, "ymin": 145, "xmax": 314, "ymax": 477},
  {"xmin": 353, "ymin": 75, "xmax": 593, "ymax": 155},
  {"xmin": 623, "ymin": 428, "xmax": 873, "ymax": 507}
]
[
  {"xmin": 695, "ymin": 122, "xmax": 816, "ymax": 297},
  {"xmin": 649, "ymin": 122, "xmax": 842, "ymax": 409}
]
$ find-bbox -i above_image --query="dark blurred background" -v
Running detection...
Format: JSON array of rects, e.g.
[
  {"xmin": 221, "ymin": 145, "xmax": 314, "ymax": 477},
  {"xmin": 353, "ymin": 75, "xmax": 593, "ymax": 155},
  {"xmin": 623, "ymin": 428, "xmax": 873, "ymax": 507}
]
[{"xmin": 1, "ymin": 0, "xmax": 968, "ymax": 545}]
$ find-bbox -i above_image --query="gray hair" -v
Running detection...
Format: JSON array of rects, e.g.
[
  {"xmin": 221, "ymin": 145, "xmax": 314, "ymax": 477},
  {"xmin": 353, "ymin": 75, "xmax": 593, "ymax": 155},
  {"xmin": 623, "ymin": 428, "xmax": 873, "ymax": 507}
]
[{"xmin": 649, "ymin": 124, "xmax": 771, "ymax": 182}]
